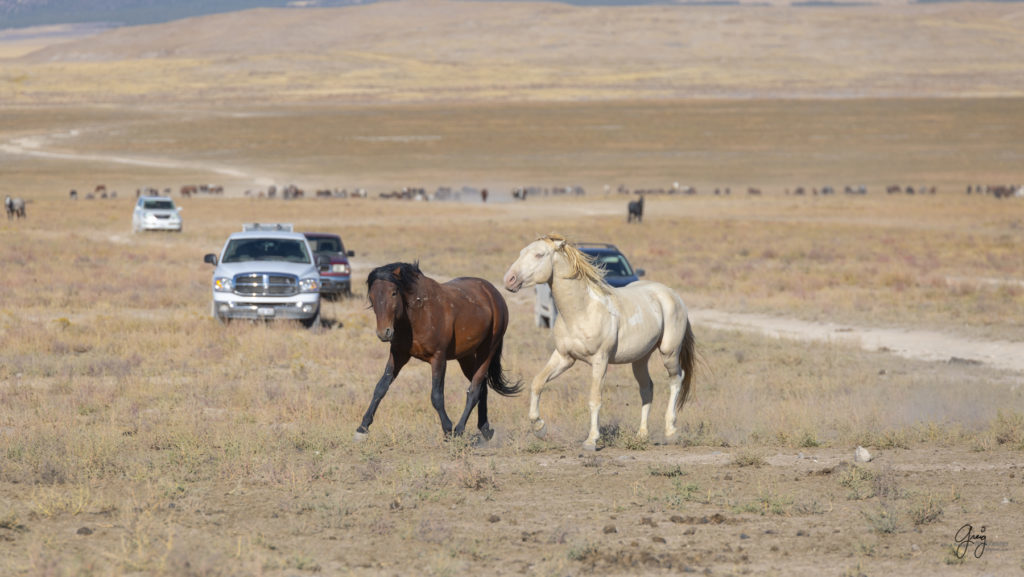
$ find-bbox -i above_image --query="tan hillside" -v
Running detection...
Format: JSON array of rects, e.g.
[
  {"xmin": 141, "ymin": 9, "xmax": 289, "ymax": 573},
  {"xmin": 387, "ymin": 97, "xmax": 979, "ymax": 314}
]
[{"xmin": 5, "ymin": 0, "xmax": 1024, "ymax": 103}]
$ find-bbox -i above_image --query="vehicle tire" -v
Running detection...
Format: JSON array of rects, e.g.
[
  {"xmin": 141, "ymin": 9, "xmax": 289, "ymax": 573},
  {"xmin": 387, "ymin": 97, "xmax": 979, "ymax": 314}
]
[
  {"xmin": 302, "ymin": 307, "xmax": 322, "ymax": 332},
  {"xmin": 212, "ymin": 303, "xmax": 229, "ymax": 325}
]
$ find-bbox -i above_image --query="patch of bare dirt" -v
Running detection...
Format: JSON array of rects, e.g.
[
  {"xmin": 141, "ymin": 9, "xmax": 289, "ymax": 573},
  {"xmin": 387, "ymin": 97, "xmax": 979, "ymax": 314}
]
[
  {"xmin": 4, "ymin": 445, "xmax": 1019, "ymax": 576},
  {"xmin": 692, "ymin": 309, "xmax": 1024, "ymax": 374}
]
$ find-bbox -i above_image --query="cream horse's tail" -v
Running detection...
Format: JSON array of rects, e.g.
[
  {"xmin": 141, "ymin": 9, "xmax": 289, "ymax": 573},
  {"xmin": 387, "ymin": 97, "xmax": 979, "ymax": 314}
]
[{"xmin": 677, "ymin": 319, "xmax": 696, "ymax": 410}]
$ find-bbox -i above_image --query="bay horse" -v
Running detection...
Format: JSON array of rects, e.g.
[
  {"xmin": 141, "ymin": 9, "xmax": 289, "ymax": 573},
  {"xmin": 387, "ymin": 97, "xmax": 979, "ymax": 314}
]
[
  {"xmin": 356, "ymin": 262, "xmax": 521, "ymax": 442},
  {"xmin": 503, "ymin": 234, "xmax": 695, "ymax": 451}
]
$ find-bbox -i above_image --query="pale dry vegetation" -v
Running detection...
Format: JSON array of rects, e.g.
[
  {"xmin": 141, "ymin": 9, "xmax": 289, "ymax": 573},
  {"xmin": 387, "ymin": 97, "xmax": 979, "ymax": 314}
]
[
  {"xmin": 5, "ymin": 2, "xmax": 1024, "ymax": 105},
  {"xmin": 1, "ymin": 193, "xmax": 1022, "ymax": 575},
  {"xmin": 1, "ymin": 1, "xmax": 1023, "ymax": 570}
]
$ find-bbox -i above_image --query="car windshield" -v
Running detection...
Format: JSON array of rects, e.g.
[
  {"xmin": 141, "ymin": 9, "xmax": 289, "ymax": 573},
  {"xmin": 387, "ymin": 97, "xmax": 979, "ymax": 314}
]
[
  {"xmin": 143, "ymin": 200, "xmax": 175, "ymax": 210},
  {"xmin": 591, "ymin": 254, "xmax": 634, "ymax": 277},
  {"xmin": 222, "ymin": 238, "xmax": 311, "ymax": 264},
  {"xmin": 307, "ymin": 237, "xmax": 343, "ymax": 253}
]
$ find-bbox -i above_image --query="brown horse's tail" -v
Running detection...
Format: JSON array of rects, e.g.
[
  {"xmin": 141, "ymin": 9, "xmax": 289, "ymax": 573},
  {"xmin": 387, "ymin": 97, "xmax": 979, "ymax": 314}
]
[
  {"xmin": 485, "ymin": 338, "xmax": 523, "ymax": 397},
  {"xmin": 676, "ymin": 319, "xmax": 696, "ymax": 411}
]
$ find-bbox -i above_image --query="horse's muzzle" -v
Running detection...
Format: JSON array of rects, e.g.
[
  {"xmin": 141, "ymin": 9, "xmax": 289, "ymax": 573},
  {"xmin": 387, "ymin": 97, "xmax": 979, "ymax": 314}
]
[
  {"xmin": 377, "ymin": 327, "xmax": 394, "ymax": 342},
  {"xmin": 503, "ymin": 271, "xmax": 522, "ymax": 293}
]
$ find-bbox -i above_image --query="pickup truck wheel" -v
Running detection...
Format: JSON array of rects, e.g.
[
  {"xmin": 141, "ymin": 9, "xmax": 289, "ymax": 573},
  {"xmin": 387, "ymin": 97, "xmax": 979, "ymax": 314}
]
[
  {"xmin": 212, "ymin": 303, "xmax": 229, "ymax": 325},
  {"xmin": 302, "ymin": 307, "xmax": 322, "ymax": 332}
]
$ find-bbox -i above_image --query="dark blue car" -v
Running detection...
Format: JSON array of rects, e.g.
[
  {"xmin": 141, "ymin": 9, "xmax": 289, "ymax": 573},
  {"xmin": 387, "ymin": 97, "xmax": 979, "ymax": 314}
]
[{"xmin": 577, "ymin": 243, "xmax": 645, "ymax": 287}]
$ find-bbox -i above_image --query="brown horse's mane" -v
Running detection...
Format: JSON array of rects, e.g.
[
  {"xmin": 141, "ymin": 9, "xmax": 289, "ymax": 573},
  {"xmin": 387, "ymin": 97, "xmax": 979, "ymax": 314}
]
[
  {"xmin": 540, "ymin": 234, "xmax": 610, "ymax": 294},
  {"xmin": 366, "ymin": 261, "xmax": 423, "ymax": 296}
]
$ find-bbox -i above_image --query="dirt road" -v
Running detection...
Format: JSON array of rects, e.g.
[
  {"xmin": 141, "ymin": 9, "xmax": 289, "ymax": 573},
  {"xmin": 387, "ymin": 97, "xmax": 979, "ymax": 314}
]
[{"xmin": 691, "ymin": 310, "xmax": 1024, "ymax": 374}]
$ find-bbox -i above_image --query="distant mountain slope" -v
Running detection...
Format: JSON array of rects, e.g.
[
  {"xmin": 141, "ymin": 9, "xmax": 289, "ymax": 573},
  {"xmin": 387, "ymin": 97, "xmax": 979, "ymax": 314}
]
[
  {"xmin": 5, "ymin": 0, "xmax": 1024, "ymax": 103},
  {"xmin": 0, "ymin": 0, "xmax": 685, "ymax": 30},
  {"xmin": 0, "ymin": 0, "xmax": 368, "ymax": 28}
]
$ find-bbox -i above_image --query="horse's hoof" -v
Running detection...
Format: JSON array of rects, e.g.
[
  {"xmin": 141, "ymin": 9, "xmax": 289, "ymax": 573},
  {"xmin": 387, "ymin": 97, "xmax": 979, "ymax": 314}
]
[
  {"xmin": 532, "ymin": 419, "xmax": 547, "ymax": 439},
  {"xmin": 582, "ymin": 441, "xmax": 598, "ymax": 452},
  {"xmin": 480, "ymin": 423, "xmax": 494, "ymax": 441},
  {"xmin": 353, "ymin": 430, "xmax": 368, "ymax": 442}
]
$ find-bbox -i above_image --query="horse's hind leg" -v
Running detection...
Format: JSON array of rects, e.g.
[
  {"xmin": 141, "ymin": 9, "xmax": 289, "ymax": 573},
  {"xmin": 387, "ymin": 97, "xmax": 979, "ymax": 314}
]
[
  {"xmin": 477, "ymin": 381, "xmax": 491, "ymax": 440},
  {"xmin": 631, "ymin": 355, "xmax": 654, "ymax": 439},
  {"xmin": 660, "ymin": 346, "xmax": 684, "ymax": 439},
  {"xmin": 454, "ymin": 355, "xmax": 489, "ymax": 439}
]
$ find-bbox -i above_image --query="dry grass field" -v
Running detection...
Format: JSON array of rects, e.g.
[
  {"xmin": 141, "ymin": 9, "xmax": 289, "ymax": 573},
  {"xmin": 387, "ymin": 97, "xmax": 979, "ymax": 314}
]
[
  {"xmin": 1, "ymin": 193, "xmax": 1022, "ymax": 577},
  {"xmin": 2, "ymin": 1, "xmax": 1024, "ymax": 576}
]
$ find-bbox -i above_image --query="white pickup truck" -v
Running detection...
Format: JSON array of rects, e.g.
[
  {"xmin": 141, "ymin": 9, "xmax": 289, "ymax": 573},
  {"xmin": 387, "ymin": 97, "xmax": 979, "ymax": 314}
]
[{"xmin": 203, "ymin": 223, "xmax": 325, "ymax": 329}]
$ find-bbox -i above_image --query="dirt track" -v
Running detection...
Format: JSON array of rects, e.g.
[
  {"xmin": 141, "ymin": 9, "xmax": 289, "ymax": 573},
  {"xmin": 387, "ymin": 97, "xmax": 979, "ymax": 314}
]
[{"xmin": 691, "ymin": 310, "xmax": 1024, "ymax": 374}]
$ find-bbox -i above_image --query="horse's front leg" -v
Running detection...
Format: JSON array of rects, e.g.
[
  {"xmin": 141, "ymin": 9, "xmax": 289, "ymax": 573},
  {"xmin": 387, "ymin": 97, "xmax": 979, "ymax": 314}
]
[
  {"xmin": 429, "ymin": 354, "xmax": 454, "ymax": 437},
  {"xmin": 529, "ymin": 350, "xmax": 575, "ymax": 438},
  {"xmin": 354, "ymin": 351, "xmax": 408, "ymax": 441},
  {"xmin": 583, "ymin": 356, "xmax": 609, "ymax": 451}
]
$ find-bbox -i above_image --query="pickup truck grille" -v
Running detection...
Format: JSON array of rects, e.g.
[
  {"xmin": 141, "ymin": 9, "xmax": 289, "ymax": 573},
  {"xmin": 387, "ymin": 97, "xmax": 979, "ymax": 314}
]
[{"xmin": 233, "ymin": 273, "xmax": 299, "ymax": 296}]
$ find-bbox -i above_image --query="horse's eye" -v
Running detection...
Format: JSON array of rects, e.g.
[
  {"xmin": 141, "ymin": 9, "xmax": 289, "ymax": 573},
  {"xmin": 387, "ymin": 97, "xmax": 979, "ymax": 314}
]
[
  {"xmin": 391, "ymin": 290, "xmax": 397, "ymax": 297},
  {"xmin": 535, "ymin": 252, "xmax": 544, "ymax": 258}
]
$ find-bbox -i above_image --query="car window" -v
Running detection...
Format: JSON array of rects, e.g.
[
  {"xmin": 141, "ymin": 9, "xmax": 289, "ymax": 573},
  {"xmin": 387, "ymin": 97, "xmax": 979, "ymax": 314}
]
[
  {"xmin": 308, "ymin": 237, "xmax": 342, "ymax": 253},
  {"xmin": 593, "ymin": 254, "xmax": 634, "ymax": 277},
  {"xmin": 143, "ymin": 200, "xmax": 175, "ymax": 210},
  {"xmin": 222, "ymin": 239, "xmax": 311, "ymax": 264}
]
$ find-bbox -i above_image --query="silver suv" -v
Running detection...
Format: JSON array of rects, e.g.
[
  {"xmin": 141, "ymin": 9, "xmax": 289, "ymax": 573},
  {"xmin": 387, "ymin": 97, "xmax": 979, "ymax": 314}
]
[{"xmin": 203, "ymin": 224, "xmax": 324, "ymax": 329}]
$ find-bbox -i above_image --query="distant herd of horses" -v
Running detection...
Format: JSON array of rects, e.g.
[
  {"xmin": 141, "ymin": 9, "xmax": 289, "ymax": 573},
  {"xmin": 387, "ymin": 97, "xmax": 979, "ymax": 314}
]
[
  {"xmin": 5, "ymin": 179, "xmax": 1018, "ymax": 229},
  {"xmin": 49, "ymin": 181, "xmax": 1023, "ymax": 206}
]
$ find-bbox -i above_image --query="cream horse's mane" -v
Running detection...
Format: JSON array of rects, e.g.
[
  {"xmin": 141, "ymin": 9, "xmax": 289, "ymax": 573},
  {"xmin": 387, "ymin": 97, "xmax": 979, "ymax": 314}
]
[{"xmin": 538, "ymin": 234, "xmax": 610, "ymax": 293}]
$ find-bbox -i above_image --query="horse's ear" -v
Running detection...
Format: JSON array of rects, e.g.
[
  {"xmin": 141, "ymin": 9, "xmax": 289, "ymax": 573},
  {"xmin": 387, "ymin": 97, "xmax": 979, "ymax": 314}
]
[
  {"xmin": 391, "ymin": 266, "xmax": 403, "ymax": 278},
  {"xmin": 551, "ymin": 238, "xmax": 566, "ymax": 251}
]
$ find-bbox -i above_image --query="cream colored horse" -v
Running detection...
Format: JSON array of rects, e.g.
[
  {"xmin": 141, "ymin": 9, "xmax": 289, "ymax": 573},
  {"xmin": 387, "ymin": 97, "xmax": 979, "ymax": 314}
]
[{"xmin": 503, "ymin": 234, "xmax": 695, "ymax": 450}]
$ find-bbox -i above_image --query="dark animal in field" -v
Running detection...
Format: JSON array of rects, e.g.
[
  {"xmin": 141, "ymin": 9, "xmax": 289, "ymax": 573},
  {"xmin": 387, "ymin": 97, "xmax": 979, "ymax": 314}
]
[
  {"xmin": 5, "ymin": 196, "xmax": 26, "ymax": 219},
  {"xmin": 355, "ymin": 262, "xmax": 521, "ymax": 442},
  {"xmin": 69, "ymin": 189, "xmax": 78, "ymax": 200},
  {"xmin": 627, "ymin": 195, "xmax": 644, "ymax": 223}
]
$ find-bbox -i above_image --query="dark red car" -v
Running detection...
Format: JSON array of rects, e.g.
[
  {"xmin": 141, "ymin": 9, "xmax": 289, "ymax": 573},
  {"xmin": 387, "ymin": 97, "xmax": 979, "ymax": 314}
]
[{"xmin": 303, "ymin": 232, "xmax": 355, "ymax": 299}]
